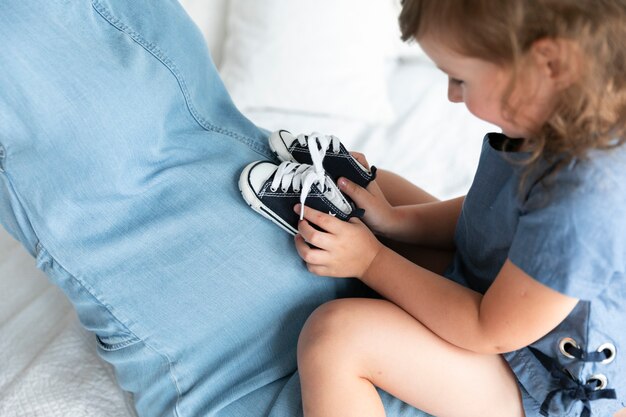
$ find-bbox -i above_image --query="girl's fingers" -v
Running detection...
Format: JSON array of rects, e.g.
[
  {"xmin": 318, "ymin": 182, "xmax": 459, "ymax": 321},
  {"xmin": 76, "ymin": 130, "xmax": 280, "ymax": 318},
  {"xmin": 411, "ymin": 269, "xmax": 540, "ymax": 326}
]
[
  {"xmin": 366, "ymin": 178, "xmax": 385, "ymax": 197},
  {"xmin": 349, "ymin": 151, "xmax": 370, "ymax": 169},
  {"xmin": 297, "ymin": 218, "xmax": 332, "ymax": 250},
  {"xmin": 337, "ymin": 177, "xmax": 371, "ymax": 208},
  {"xmin": 294, "ymin": 204, "xmax": 343, "ymax": 234},
  {"xmin": 294, "ymin": 233, "xmax": 329, "ymax": 267}
]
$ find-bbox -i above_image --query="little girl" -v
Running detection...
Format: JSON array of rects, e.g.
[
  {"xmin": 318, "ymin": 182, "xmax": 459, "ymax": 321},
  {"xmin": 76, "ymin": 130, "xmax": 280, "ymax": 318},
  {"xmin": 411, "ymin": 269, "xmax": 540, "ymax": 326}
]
[{"xmin": 292, "ymin": 1, "xmax": 626, "ymax": 417}]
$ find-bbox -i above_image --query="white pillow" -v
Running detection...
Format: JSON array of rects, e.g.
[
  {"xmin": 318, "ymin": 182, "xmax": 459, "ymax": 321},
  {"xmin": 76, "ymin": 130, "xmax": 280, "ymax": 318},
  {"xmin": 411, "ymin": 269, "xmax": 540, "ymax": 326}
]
[
  {"xmin": 219, "ymin": 0, "xmax": 397, "ymax": 124},
  {"xmin": 178, "ymin": 0, "xmax": 229, "ymax": 67}
]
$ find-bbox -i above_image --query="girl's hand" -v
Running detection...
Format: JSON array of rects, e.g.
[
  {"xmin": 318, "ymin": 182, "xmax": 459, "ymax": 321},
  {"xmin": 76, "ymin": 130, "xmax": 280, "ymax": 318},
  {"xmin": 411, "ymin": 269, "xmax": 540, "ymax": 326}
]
[
  {"xmin": 337, "ymin": 152, "xmax": 398, "ymax": 237},
  {"xmin": 338, "ymin": 178, "xmax": 396, "ymax": 236},
  {"xmin": 293, "ymin": 204, "xmax": 383, "ymax": 279}
]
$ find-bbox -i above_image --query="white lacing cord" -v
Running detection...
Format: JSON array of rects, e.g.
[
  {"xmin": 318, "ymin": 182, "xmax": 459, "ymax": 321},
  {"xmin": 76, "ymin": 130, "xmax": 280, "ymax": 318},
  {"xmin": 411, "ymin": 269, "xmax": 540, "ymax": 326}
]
[
  {"xmin": 270, "ymin": 161, "xmax": 340, "ymax": 220},
  {"xmin": 295, "ymin": 132, "xmax": 341, "ymax": 175}
]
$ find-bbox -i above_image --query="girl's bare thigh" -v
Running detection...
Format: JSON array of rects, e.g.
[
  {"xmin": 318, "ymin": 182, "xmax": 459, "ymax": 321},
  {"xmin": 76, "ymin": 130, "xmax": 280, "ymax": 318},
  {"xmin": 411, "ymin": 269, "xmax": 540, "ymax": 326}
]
[{"xmin": 299, "ymin": 298, "xmax": 525, "ymax": 417}]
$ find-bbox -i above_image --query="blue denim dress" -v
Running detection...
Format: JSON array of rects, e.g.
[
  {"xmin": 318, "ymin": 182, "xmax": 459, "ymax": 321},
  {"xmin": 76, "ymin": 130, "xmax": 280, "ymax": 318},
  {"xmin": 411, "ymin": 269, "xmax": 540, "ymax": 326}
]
[
  {"xmin": 446, "ymin": 134, "xmax": 626, "ymax": 417},
  {"xmin": 0, "ymin": 1, "xmax": 431, "ymax": 416}
]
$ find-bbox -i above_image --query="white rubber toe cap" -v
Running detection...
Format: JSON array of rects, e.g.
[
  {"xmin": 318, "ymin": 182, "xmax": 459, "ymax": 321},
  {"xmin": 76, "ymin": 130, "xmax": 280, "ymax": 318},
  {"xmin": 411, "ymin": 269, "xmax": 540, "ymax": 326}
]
[
  {"xmin": 269, "ymin": 130, "xmax": 297, "ymax": 162},
  {"xmin": 241, "ymin": 161, "xmax": 278, "ymax": 194}
]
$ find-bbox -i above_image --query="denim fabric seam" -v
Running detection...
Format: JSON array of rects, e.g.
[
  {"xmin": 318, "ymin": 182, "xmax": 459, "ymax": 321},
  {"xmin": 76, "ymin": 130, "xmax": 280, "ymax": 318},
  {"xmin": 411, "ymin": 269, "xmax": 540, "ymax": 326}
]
[
  {"xmin": 584, "ymin": 300, "xmax": 592, "ymax": 363},
  {"xmin": 2, "ymin": 168, "xmax": 41, "ymax": 256},
  {"xmin": 91, "ymin": 0, "xmax": 269, "ymax": 157},
  {"xmin": 0, "ymin": 143, "xmax": 5, "ymax": 172},
  {"xmin": 520, "ymin": 350, "xmax": 545, "ymax": 407},
  {"xmin": 35, "ymin": 242, "xmax": 183, "ymax": 417}
]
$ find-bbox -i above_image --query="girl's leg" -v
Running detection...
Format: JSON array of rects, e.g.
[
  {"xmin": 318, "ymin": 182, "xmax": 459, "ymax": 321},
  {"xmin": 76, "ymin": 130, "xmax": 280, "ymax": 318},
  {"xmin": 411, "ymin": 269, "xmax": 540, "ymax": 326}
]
[
  {"xmin": 298, "ymin": 298, "xmax": 525, "ymax": 417},
  {"xmin": 374, "ymin": 169, "xmax": 455, "ymax": 275}
]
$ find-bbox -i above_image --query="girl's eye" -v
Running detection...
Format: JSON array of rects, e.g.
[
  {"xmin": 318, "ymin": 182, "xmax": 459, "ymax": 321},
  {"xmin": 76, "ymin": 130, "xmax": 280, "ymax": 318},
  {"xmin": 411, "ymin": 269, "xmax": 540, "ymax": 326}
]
[{"xmin": 449, "ymin": 77, "xmax": 464, "ymax": 85}]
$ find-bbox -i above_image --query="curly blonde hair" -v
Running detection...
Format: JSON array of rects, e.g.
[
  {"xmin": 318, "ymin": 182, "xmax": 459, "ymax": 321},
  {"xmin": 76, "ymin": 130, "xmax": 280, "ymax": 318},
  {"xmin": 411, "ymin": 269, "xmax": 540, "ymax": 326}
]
[{"xmin": 399, "ymin": 0, "xmax": 626, "ymax": 171}]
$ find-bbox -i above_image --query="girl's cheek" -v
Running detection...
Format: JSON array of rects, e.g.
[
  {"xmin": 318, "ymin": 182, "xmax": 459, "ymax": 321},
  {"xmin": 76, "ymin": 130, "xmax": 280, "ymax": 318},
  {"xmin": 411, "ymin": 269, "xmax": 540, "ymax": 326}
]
[{"xmin": 462, "ymin": 96, "xmax": 486, "ymax": 122}]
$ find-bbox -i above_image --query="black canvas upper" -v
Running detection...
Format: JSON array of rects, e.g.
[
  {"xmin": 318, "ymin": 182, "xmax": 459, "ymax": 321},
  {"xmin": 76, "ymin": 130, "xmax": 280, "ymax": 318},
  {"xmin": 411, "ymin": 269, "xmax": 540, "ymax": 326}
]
[
  {"xmin": 278, "ymin": 130, "xmax": 377, "ymax": 189},
  {"xmin": 246, "ymin": 161, "xmax": 364, "ymax": 235}
]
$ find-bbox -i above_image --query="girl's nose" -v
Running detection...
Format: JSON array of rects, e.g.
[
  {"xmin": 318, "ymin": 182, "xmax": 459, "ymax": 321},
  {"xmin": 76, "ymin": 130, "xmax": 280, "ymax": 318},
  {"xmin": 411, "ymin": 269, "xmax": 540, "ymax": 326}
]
[{"xmin": 447, "ymin": 79, "xmax": 463, "ymax": 103}]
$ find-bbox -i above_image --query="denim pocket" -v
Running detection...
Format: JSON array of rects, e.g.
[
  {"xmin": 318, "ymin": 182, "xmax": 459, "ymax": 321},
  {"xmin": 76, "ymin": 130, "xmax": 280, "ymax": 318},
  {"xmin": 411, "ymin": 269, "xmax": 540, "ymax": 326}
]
[
  {"xmin": 96, "ymin": 333, "xmax": 141, "ymax": 352},
  {"xmin": 35, "ymin": 243, "xmax": 143, "ymax": 353}
]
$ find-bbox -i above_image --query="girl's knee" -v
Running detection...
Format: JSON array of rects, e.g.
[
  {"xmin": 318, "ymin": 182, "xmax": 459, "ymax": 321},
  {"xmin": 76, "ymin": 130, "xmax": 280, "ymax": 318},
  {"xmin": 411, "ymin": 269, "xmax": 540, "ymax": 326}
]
[
  {"xmin": 299, "ymin": 299, "xmax": 354, "ymax": 349},
  {"xmin": 297, "ymin": 299, "xmax": 371, "ymax": 367}
]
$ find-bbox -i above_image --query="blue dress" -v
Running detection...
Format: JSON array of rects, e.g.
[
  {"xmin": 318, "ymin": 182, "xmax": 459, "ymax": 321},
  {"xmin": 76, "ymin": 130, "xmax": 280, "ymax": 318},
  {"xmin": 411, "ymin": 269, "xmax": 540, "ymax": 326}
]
[{"xmin": 446, "ymin": 133, "xmax": 626, "ymax": 416}]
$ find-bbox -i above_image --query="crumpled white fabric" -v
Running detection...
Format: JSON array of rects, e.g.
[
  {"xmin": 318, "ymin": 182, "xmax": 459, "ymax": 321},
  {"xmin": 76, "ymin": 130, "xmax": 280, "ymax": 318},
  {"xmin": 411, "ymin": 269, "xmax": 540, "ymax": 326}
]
[{"xmin": 0, "ymin": 228, "xmax": 136, "ymax": 417}]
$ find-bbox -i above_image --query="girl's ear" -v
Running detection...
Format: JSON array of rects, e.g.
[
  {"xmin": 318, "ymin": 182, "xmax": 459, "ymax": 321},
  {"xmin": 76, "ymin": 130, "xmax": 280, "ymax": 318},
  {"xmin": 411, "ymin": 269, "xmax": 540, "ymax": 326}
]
[{"xmin": 530, "ymin": 38, "xmax": 581, "ymax": 90}]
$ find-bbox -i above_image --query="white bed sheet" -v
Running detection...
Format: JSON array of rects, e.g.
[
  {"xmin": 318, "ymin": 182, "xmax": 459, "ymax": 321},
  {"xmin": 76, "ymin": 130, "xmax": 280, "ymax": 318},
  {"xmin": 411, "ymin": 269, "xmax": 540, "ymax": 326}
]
[{"xmin": 0, "ymin": 59, "xmax": 494, "ymax": 417}]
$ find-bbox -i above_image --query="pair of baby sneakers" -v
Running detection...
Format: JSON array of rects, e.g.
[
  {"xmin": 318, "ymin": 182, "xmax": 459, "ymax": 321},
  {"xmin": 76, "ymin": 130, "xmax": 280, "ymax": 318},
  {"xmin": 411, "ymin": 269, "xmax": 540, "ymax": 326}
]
[{"xmin": 239, "ymin": 130, "xmax": 376, "ymax": 235}]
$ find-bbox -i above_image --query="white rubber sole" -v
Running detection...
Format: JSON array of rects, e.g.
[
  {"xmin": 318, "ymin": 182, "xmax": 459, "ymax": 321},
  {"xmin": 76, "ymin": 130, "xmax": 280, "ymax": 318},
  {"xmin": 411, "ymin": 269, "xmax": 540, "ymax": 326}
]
[
  {"xmin": 268, "ymin": 131, "xmax": 297, "ymax": 162},
  {"xmin": 238, "ymin": 161, "xmax": 298, "ymax": 236}
]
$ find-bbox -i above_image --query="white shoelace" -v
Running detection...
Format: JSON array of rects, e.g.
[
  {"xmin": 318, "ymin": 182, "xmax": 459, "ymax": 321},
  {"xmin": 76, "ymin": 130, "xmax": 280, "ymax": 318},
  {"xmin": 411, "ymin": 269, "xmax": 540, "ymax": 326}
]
[
  {"xmin": 270, "ymin": 161, "xmax": 343, "ymax": 220},
  {"xmin": 295, "ymin": 132, "xmax": 341, "ymax": 175}
]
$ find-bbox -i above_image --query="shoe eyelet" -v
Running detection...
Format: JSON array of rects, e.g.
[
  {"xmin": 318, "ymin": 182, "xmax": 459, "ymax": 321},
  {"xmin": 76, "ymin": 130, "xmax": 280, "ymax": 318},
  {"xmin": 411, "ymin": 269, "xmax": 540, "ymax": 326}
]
[
  {"xmin": 281, "ymin": 188, "xmax": 288, "ymax": 192},
  {"xmin": 559, "ymin": 337, "xmax": 579, "ymax": 359},
  {"xmin": 270, "ymin": 187, "xmax": 278, "ymax": 192},
  {"xmin": 597, "ymin": 343, "xmax": 616, "ymax": 365},
  {"xmin": 586, "ymin": 374, "xmax": 608, "ymax": 390}
]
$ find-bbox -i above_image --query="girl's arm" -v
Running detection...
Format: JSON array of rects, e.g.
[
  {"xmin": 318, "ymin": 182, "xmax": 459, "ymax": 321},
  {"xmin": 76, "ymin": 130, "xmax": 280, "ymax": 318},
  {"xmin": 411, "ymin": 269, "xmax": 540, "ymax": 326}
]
[
  {"xmin": 294, "ymin": 206, "xmax": 579, "ymax": 354},
  {"xmin": 381, "ymin": 196, "xmax": 464, "ymax": 249},
  {"xmin": 361, "ymin": 247, "xmax": 579, "ymax": 353},
  {"xmin": 338, "ymin": 177, "xmax": 463, "ymax": 250}
]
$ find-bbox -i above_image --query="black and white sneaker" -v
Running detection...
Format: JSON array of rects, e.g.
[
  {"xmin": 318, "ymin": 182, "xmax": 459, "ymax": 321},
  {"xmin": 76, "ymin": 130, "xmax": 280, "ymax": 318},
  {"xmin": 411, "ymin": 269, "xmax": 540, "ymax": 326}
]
[
  {"xmin": 268, "ymin": 130, "xmax": 377, "ymax": 189},
  {"xmin": 239, "ymin": 160, "xmax": 364, "ymax": 235}
]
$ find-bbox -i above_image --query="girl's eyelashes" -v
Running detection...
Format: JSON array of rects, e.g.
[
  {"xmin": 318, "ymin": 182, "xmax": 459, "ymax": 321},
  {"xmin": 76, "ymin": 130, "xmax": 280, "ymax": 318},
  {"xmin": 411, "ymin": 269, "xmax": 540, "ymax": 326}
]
[{"xmin": 449, "ymin": 77, "xmax": 464, "ymax": 85}]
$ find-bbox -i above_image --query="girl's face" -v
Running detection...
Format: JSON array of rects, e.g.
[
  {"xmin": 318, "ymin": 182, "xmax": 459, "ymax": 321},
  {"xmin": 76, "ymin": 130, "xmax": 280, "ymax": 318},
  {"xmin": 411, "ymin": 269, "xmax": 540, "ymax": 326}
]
[{"xmin": 419, "ymin": 35, "xmax": 558, "ymax": 139}]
